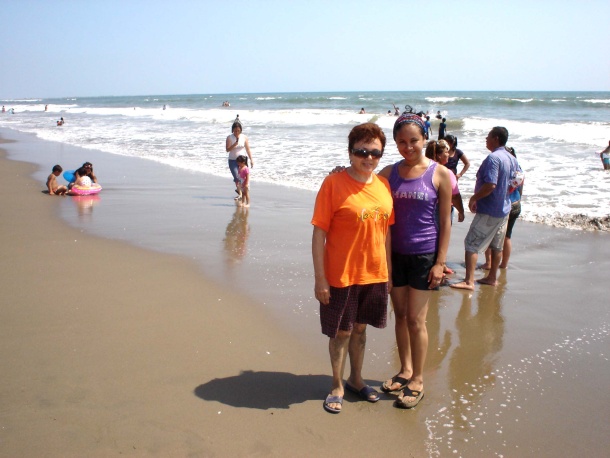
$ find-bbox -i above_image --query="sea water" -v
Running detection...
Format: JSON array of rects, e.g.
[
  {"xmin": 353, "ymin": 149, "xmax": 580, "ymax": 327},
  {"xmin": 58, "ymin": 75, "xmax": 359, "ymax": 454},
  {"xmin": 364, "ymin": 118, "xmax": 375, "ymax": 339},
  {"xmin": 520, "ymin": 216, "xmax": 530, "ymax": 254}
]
[{"xmin": 2, "ymin": 91, "xmax": 609, "ymax": 230}]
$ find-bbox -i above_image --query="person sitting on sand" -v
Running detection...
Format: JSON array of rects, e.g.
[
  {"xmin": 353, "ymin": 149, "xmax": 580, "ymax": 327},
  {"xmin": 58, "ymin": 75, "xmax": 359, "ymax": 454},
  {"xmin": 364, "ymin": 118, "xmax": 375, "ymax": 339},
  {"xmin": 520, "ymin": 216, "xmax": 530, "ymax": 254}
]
[
  {"xmin": 600, "ymin": 141, "xmax": 610, "ymax": 171},
  {"xmin": 312, "ymin": 122, "xmax": 394, "ymax": 414},
  {"xmin": 46, "ymin": 165, "xmax": 68, "ymax": 196},
  {"xmin": 236, "ymin": 155, "xmax": 250, "ymax": 207},
  {"xmin": 450, "ymin": 127, "xmax": 519, "ymax": 291}
]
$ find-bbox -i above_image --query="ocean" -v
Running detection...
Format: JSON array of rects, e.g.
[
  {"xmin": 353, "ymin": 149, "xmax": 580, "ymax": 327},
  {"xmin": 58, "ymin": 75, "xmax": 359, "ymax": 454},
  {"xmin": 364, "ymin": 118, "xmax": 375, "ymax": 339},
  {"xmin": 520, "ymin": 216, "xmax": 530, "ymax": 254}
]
[{"xmin": 2, "ymin": 91, "xmax": 610, "ymax": 230}]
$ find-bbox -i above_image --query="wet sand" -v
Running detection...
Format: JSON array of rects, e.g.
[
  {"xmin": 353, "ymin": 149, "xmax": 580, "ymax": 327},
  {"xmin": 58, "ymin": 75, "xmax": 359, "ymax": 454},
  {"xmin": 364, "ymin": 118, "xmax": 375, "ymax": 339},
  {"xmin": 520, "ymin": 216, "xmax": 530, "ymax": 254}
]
[{"xmin": 1, "ymin": 131, "xmax": 609, "ymax": 457}]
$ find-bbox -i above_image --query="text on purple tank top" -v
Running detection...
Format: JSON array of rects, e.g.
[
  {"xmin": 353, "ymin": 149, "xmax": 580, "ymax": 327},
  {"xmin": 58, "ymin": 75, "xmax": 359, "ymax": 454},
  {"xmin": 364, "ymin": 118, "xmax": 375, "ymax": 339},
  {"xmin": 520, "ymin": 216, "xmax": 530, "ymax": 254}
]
[{"xmin": 389, "ymin": 160, "xmax": 439, "ymax": 255}]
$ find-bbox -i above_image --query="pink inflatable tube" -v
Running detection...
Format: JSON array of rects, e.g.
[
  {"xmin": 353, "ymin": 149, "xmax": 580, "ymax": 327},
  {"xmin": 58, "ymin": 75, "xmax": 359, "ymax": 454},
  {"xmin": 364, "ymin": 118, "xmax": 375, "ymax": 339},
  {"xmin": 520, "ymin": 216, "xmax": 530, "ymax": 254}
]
[{"xmin": 68, "ymin": 184, "xmax": 102, "ymax": 196}]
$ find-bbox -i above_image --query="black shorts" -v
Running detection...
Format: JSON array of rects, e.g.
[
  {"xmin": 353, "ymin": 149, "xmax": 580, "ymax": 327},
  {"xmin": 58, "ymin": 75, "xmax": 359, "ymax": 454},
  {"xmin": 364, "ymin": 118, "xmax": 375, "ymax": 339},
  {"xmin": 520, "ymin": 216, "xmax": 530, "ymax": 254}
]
[
  {"xmin": 391, "ymin": 252, "xmax": 438, "ymax": 291},
  {"xmin": 320, "ymin": 283, "xmax": 388, "ymax": 338},
  {"xmin": 505, "ymin": 201, "xmax": 521, "ymax": 239}
]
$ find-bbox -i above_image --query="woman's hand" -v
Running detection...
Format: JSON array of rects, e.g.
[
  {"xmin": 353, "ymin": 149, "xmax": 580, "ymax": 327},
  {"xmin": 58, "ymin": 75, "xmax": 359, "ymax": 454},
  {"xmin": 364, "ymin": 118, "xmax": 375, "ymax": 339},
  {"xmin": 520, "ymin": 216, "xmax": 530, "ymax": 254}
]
[
  {"xmin": 428, "ymin": 263, "xmax": 444, "ymax": 289},
  {"xmin": 314, "ymin": 277, "xmax": 331, "ymax": 305}
]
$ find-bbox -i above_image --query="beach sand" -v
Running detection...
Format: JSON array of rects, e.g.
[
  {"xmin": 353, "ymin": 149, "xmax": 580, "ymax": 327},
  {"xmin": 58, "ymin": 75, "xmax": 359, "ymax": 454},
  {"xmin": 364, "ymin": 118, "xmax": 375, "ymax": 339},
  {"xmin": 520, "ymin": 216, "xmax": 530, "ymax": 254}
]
[{"xmin": 1, "ymin": 133, "xmax": 609, "ymax": 457}]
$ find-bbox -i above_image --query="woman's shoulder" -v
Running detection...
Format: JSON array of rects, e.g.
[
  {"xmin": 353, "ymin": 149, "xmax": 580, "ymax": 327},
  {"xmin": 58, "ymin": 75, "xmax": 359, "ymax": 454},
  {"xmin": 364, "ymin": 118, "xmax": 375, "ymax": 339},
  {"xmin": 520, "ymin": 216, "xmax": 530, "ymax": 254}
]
[{"xmin": 377, "ymin": 162, "xmax": 398, "ymax": 180}]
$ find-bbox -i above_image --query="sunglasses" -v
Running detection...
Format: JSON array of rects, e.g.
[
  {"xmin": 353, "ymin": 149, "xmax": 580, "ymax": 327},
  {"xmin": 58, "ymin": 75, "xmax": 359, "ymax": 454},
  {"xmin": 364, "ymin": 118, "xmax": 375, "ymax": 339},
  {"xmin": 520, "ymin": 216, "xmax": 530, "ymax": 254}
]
[{"xmin": 351, "ymin": 148, "xmax": 383, "ymax": 159}]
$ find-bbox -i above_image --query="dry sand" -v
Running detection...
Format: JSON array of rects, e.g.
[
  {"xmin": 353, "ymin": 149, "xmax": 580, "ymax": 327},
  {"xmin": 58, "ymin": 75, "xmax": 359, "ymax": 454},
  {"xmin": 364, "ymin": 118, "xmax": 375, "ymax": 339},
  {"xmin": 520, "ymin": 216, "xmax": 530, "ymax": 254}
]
[{"xmin": 2, "ymin": 135, "xmax": 610, "ymax": 457}]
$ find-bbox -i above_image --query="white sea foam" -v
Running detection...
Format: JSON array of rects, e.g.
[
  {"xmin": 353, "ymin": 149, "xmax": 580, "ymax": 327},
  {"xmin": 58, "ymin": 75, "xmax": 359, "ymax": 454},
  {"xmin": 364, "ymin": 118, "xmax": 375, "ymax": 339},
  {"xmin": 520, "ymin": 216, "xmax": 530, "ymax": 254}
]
[{"xmin": 2, "ymin": 91, "xmax": 610, "ymax": 231}]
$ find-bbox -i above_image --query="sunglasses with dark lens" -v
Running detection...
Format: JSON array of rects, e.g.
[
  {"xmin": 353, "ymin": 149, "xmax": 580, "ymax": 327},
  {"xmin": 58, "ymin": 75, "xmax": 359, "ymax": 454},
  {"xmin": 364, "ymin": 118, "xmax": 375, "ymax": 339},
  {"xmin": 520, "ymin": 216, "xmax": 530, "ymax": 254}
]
[{"xmin": 351, "ymin": 148, "xmax": 383, "ymax": 159}]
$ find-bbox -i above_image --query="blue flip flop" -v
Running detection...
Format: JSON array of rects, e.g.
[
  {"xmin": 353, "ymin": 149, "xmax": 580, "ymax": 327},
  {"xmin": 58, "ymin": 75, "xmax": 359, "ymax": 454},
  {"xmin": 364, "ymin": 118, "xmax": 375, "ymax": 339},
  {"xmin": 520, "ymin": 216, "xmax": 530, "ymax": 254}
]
[
  {"xmin": 323, "ymin": 394, "xmax": 343, "ymax": 414},
  {"xmin": 345, "ymin": 383, "xmax": 380, "ymax": 403}
]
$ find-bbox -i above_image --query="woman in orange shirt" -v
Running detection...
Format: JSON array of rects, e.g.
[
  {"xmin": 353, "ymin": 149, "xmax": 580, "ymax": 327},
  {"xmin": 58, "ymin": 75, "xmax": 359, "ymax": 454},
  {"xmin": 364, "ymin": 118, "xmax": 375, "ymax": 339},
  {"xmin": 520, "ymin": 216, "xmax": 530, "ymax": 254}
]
[{"xmin": 312, "ymin": 123, "xmax": 394, "ymax": 414}]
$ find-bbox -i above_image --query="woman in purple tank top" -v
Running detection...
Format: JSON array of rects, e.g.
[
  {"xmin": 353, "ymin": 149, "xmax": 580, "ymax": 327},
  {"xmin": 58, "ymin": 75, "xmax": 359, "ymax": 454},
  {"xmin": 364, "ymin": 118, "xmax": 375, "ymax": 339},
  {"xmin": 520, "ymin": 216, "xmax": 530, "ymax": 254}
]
[{"xmin": 377, "ymin": 113, "xmax": 453, "ymax": 409}]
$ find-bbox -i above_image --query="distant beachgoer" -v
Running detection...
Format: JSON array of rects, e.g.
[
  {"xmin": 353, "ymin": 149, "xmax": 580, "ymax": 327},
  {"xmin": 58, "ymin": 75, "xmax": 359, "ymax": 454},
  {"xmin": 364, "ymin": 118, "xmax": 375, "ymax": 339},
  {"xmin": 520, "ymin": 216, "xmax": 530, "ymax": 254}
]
[
  {"xmin": 444, "ymin": 135, "xmax": 470, "ymax": 179},
  {"xmin": 424, "ymin": 116, "xmax": 431, "ymax": 140},
  {"xmin": 10, "ymin": 108, "xmax": 15, "ymax": 114},
  {"xmin": 163, "ymin": 104, "xmax": 166, "ymax": 110},
  {"xmin": 1, "ymin": 106, "xmax": 5, "ymax": 113},
  {"xmin": 226, "ymin": 122, "xmax": 254, "ymax": 199},
  {"xmin": 388, "ymin": 110, "xmax": 392, "ymax": 116},
  {"xmin": 46, "ymin": 165, "xmax": 68, "ymax": 195},
  {"xmin": 234, "ymin": 114, "xmax": 240, "ymax": 123},
  {"xmin": 393, "ymin": 104, "xmax": 400, "ymax": 116},
  {"xmin": 236, "ymin": 155, "xmax": 250, "ymax": 207},
  {"xmin": 600, "ymin": 141, "xmax": 610, "ymax": 171},
  {"xmin": 69, "ymin": 162, "xmax": 98, "ymax": 189},
  {"xmin": 438, "ymin": 118, "xmax": 447, "ymax": 140},
  {"xmin": 359, "ymin": 107, "xmax": 366, "ymax": 114},
  {"xmin": 45, "ymin": 105, "xmax": 48, "ymax": 111},
  {"xmin": 436, "ymin": 110, "xmax": 442, "ymax": 120},
  {"xmin": 312, "ymin": 122, "xmax": 394, "ymax": 414},
  {"xmin": 57, "ymin": 117, "xmax": 64, "ymax": 126},
  {"xmin": 483, "ymin": 146, "xmax": 524, "ymax": 269},
  {"xmin": 451, "ymin": 127, "xmax": 519, "ymax": 291},
  {"xmin": 222, "ymin": 101, "xmax": 230, "ymax": 107},
  {"xmin": 377, "ymin": 113, "xmax": 452, "ymax": 410}
]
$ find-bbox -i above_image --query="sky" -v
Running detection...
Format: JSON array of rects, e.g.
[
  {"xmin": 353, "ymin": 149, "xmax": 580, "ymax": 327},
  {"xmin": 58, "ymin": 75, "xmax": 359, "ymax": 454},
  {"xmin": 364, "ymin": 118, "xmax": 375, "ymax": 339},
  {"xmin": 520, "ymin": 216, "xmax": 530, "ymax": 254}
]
[{"xmin": 1, "ymin": 0, "xmax": 609, "ymax": 98}]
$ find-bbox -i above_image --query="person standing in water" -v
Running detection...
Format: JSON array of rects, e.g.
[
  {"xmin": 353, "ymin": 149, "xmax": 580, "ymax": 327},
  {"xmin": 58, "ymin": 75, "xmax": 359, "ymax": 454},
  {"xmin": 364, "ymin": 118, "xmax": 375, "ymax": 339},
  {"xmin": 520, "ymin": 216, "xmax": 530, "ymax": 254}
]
[
  {"xmin": 600, "ymin": 140, "xmax": 610, "ymax": 171},
  {"xmin": 226, "ymin": 121, "xmax": 254, "ymax": 199}
]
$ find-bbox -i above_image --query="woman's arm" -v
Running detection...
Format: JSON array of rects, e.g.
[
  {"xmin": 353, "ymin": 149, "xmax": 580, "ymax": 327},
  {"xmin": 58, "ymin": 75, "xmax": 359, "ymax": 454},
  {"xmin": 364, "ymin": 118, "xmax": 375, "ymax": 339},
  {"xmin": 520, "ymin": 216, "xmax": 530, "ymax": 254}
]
[
  {"xmin": 452, "ymin": 193, "xmax": 465, "ymax": 222},
  {"xmin": 456, "ymin": 153, "xmax": 470, "ymax": 179},
  {"xmin": 244, "ymin": 138, "xmax": 254, "ymax": 168},
  {"xmin": 226, "ymin": 135, "xmax": 239, "ymax": 153},
  {"xmin": 312, "ymin": 226, "xmax": 330, "ymax": 305},
  {"xmin": 385, "ymin": 229, "xmax": 392, "ymax": 294},
  {"xmin": 430, "ymin": 166, "xmax": 452, "ymax": 287}
]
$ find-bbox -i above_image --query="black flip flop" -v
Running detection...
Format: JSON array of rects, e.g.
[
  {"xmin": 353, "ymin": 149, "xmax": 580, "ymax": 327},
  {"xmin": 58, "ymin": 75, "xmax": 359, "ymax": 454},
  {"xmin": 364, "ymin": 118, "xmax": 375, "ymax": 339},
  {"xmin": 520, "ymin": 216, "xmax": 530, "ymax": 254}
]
[{"xmin": 381, "ymin": 375, "xmax": 409, "ymax": 393}]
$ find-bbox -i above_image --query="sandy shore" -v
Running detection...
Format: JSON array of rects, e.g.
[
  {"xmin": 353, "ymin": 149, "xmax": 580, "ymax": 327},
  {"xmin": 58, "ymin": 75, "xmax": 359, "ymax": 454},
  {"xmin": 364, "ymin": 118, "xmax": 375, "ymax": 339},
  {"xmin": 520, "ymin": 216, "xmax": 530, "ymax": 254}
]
[{"xmin": 2, "ymin": 133, "xmax": 610, "ymax": 457}]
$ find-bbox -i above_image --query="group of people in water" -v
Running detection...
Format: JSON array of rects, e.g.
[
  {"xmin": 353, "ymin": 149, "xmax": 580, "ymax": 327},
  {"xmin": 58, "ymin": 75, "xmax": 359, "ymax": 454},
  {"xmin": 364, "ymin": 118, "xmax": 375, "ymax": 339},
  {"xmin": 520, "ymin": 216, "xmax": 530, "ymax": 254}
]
[
  {"xmin": 311, "ymin": 111, "xmax": 524, "ymax": 414},
  {"xmin": 45, "ymin": 162, "xmax": 98, "ymax": 195}
]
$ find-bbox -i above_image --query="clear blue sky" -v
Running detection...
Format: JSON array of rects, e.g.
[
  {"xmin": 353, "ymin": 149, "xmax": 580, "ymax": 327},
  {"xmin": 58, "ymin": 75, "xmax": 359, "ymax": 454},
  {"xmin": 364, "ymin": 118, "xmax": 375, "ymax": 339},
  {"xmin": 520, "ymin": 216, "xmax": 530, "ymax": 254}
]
[{"xmin": 1, "ymin": 0, "xmax": 608, "ymax": 98}]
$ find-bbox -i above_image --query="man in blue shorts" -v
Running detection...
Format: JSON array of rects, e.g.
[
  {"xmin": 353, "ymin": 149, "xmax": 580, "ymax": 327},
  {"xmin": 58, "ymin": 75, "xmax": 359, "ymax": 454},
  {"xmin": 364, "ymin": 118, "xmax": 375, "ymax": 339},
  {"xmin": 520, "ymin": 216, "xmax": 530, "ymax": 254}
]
[{"xmin": 451, "ymin": 127, "xmax": 519, "ymax": 290}]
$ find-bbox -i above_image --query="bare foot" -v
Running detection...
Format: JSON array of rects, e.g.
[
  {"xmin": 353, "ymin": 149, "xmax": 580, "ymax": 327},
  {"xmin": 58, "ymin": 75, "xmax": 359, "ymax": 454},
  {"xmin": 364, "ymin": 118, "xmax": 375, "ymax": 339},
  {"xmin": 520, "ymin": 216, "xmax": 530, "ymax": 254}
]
[
  {"xmin": 450, "ymin": 281, "xmax": 475, "ymax": 291},
  {"xmin": 381, "ymin": 373, "xmax": 411, "ymax": 392},
  {"xmin": 479, "ymin": 263, "xmax": 491, "ymax": 270},
  {"xmin": 477, "ymin": 276, "xmax": 497, "ymax": 286}
]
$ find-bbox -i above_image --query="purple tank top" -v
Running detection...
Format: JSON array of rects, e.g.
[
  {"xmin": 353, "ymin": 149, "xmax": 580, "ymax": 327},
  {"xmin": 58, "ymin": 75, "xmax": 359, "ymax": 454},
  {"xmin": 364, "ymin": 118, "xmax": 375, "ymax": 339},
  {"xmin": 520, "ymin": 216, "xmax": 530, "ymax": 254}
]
[{"xmin": 389, "ymin": 160, "xmax": 439, "ymax": 255}]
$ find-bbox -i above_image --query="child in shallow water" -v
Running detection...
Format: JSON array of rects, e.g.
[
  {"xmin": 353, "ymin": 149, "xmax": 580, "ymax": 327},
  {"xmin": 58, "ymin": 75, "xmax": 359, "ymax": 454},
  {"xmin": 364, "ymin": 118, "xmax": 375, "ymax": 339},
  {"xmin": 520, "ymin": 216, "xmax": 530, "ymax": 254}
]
[{"xmin": 236, "ymin": 155, "xmax": 250, "ymax": 207}]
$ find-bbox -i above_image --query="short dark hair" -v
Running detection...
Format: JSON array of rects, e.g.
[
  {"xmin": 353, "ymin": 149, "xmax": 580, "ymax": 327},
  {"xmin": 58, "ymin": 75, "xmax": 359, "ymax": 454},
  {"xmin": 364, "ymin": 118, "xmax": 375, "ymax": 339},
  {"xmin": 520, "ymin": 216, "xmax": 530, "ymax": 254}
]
[
  {"xmin": 231, "ymin": 122, "xmax": 242, "ymax": 132},
  {"xmin": 348, "ymin": 123, "xmax": 386, "ymax": 152},
  {"xmin": 490, "ymin": 127, "xmax": 509, "ymax": 146},
  {"xmin": 52, "ymin": 164, "xmax": 62, "ymax": 173}
]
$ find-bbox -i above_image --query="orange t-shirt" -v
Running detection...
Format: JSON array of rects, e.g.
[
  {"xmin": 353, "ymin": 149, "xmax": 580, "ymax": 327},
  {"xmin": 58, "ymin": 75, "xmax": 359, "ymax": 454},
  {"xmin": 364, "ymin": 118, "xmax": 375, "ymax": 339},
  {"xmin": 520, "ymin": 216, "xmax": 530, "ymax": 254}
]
[{"xmin": 311, "ymin": 171, "xmax": 394, "ymax": 288}]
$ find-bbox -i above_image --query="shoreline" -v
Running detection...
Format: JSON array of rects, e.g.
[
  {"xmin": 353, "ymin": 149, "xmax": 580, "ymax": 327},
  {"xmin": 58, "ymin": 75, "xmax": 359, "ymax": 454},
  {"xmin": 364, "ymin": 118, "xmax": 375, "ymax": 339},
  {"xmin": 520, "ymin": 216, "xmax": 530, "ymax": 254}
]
[{"xmin": 2, "ymin": 133, "xmax": 610, "ymax": 457}]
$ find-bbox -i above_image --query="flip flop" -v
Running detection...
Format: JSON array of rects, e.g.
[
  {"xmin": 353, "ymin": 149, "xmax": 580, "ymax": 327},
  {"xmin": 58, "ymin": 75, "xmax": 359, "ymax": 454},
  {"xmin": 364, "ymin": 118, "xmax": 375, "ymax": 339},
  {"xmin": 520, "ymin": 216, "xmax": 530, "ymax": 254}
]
[
  {"xmin": 393, "ymin": 388, "xmax": 424, "ymax": 409},
  {"xmin": 345, "ymin": 383, "xmax": 380, "ymax": 403},
  {"xmin": 381, "ymin": 375, "xmax": 410, "ymax": 393},
  {"xmin": 323, "ymin": 394, "xmax": 343, "ymax": 414}
]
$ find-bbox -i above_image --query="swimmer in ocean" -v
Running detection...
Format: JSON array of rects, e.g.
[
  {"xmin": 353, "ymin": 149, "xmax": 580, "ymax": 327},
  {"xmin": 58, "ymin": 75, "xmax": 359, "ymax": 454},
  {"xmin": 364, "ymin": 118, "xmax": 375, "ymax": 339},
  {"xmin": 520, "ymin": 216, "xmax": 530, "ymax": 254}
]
[{"xmin": 600, "ymin": 140, "xmax": 610, "ymax": 171}]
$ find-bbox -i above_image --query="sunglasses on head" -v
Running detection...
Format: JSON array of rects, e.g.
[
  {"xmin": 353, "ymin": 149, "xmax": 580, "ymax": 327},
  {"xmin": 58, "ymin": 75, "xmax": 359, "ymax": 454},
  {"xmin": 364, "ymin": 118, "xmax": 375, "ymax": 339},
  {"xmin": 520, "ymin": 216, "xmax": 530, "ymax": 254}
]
[{"xmin": 351, "ymin": 148, "xmax": 383, "ymax": 159}]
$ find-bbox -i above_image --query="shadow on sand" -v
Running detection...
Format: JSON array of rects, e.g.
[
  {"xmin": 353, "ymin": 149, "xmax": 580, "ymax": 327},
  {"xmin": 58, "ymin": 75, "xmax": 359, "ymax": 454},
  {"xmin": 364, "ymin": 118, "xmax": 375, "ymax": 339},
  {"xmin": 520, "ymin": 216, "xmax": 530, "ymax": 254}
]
[{"xmin": 194, "ymin": 370, "xmax": 332, "ymax": 409}]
